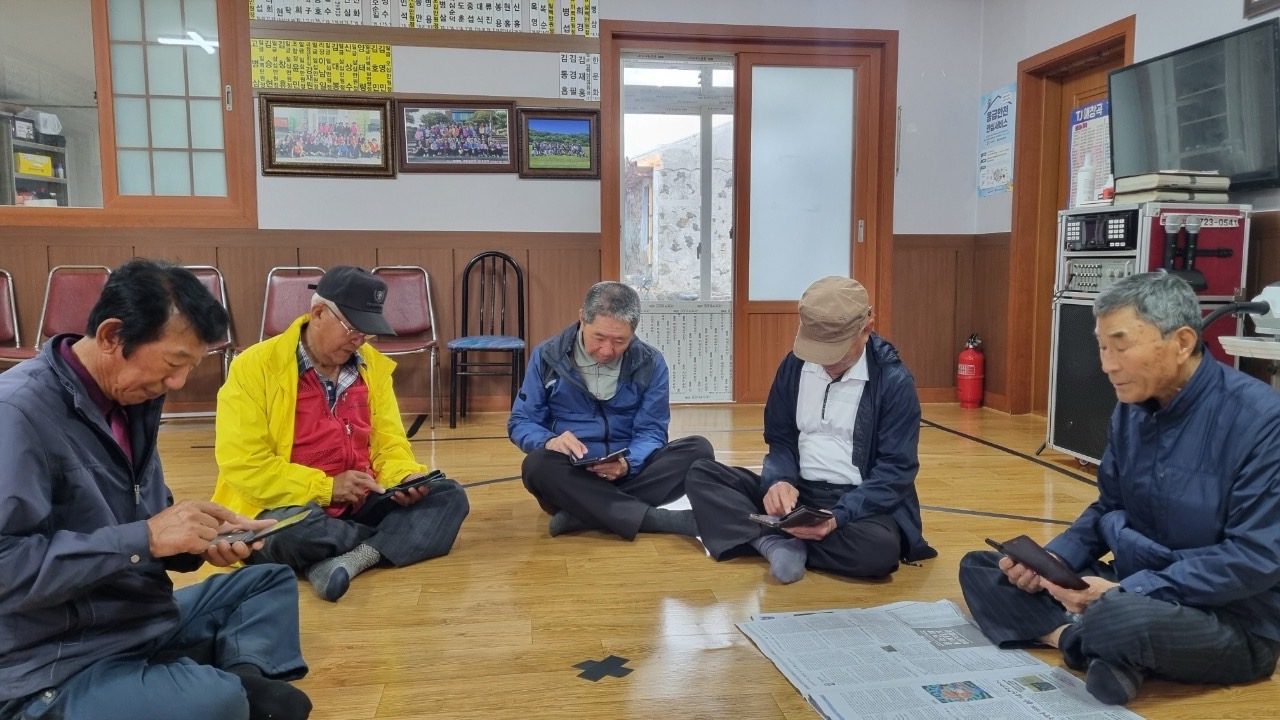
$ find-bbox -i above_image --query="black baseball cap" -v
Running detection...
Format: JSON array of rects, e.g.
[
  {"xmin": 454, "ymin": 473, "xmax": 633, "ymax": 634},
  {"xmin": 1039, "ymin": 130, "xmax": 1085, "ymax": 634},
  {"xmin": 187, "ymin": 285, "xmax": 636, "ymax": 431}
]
[{"xmin": 310, "ymin": 266, "xmax": 396, "ymax": 336}]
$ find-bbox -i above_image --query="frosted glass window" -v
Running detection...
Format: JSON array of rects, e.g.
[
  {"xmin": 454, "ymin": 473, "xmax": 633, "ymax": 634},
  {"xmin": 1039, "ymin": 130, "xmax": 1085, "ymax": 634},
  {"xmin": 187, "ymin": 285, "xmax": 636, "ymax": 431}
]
[
  {"xmin": 117, "ymin": 150, "xmax": 152, "ymax": 194},
  {"xmin": 146, "ymin": 46, "xmax": 187, "ymax": 96},
  {"xmin": 149, "ymin": 99, "xmax": 189, "ymax": 148},
  {"xmin": 107, "ymin": 0, "xmax": 143, "ymax": 41},
  {"xmin": 186, "ymin": 48, "xmax": 221, "ymax": 97},
  {"xmin": 114, "ymin": 97, "xmax": 150, "ymax": 147},
  {"xmin": 111, "ymin": 45, "xmax": 146, "ymax": 94},
  {"xmin": 183, "ymin": 0, "xmax": 219, "ymax": 41},
  {"xmin": 189, "ymin": 100, "xmax": 223, "ymax": 149},
  {"xmin": 143, "ymin": 0, "xmax": 183, "ymax": 42},
  {"xmin": 152, "ymin": 151, "xmax": 191, "ymax": 195},
  {"xmin": 192, "ymin": 152, "xmax": 226, "ymax": 196},
  {"xmin": 748, "ymin": 66, "xmax": 855, "ymax": 300}
]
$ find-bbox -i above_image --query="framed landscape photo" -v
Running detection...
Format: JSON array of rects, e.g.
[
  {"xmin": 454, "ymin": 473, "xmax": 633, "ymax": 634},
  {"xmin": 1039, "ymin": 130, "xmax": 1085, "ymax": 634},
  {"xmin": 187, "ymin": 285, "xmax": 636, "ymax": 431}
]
[
  {"xmin": 1244, "ymin": 0, "xmax": 1280, "ymax": 18},
  {"xmin": 397, "ymin": 100, "xmax": 516, "ymax": 173},
  {"xmin": 517, "ymin": 108, "xmax": 600, "ymax": 179},
  {"xmin": 259, "ymin": 95, "xmax": 394, "ymax": 177}
]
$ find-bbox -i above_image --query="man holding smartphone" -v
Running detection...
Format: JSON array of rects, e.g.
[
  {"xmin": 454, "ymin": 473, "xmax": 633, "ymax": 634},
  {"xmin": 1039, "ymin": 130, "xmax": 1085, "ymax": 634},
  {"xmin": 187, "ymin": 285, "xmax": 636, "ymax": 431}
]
[
  {"xmin": 686, "ymin": 276, "xmax": 936, "ymax": 584},
  {"xmin": 213, "ymin": 266, "xmax": 470, "ymax": 602},
  {"xmin": 959, "ymin": 272, "xmax": 1280, "ymax": 706},
  {"xmin": 0, "ymin": 260, "xmax": 310, "ymax": 720},
  {"xmin": 509, "ymin": 281, "xmax": 713, "ymax": 539}
]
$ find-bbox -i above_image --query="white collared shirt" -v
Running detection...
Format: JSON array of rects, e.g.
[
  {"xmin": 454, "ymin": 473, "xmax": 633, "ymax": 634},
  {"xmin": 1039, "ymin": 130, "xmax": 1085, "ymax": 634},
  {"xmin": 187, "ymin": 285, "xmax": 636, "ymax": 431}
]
[{"xmin": 795, "ymin": 347, "xmax": 869, "ymax": 485}]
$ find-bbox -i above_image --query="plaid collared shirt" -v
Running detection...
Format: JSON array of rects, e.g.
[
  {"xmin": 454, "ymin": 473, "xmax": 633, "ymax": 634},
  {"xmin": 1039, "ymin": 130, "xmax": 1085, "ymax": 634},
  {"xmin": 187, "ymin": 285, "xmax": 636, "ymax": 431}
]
[{"xmin": 296, "ymin": 339, "xmax": 365, "ymax": 411}]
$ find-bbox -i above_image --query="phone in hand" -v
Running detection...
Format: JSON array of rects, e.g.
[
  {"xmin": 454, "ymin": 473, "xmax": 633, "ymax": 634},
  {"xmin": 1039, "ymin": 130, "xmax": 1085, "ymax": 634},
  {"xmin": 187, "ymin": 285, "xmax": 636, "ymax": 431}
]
[
  {"xmin": 749, "ymin": 505, "xmax": 835, "ymax": 529},
  {"xmin": 571, "ymin": 447, "xmax": 630, "ymax": 467},
  {"xmin": 211, "ymin": 509, "xmax": 310, "ymax": 545},
  {"xmin": 985, "ymin": 535, "xmax": 1088, "ymax": 590},
  {"xmin": 382, "ymin": 469, "xmax": 444, "ymax": 496}
]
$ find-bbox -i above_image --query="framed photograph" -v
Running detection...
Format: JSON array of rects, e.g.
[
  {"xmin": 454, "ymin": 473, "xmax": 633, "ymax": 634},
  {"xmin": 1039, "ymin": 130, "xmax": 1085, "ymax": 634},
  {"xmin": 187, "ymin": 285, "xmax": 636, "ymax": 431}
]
[
  {"xmin": 517, "ymin": 108, "xmax": 600, "ymax": 179},
  {"xmin": 1245, "ymin": 0, "xmax": 1280, "ymax": 17},
  {"xmin": 259, "ymin": 95, "xmax": 394, "ymax": 177},
  {"xmin": 397, "ymin": 100, "xmax": 516, "ymax": 173}
]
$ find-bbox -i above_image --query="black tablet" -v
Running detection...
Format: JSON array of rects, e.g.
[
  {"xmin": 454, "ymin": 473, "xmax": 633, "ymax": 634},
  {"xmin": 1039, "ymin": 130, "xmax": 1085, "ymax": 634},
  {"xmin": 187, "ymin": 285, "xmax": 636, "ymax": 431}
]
[
  {"xmin": 212, "ymin": 509, "xmax": 311, "ymax": 545},
  {"xmin": 986, "ymin": 535, "xmax": 1088, "ymax": 590},
  {"xmin": 571, "ymin": 447, "xmax": 630, "ymax": 467}
]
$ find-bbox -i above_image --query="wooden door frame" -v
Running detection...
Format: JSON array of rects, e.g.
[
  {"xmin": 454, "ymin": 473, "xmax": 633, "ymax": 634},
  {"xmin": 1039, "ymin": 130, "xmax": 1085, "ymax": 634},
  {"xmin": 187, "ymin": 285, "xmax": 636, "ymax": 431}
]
[
  {"xmin": 599, "ymin": 21, "xmax": 898, "ymax": 401},
  {"xmin": 1003, "ymin": 15, "xmax": 1134, "ymax": 415}
]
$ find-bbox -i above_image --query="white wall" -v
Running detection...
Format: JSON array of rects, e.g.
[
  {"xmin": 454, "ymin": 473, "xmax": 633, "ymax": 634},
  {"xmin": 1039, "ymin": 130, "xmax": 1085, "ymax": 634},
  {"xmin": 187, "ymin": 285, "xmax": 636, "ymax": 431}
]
[
  {"xmin": 258, "ymin": 0, "xmax": 987, "ymax": 234},
  {"xmin": 975, "ymin": 0, "xmax": 1280, "ymax": 233}
]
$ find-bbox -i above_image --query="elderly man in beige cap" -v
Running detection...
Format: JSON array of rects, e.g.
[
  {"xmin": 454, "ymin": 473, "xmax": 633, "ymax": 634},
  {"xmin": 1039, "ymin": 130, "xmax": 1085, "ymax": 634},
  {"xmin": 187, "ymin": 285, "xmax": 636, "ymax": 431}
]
[{"xmin": 685, "ymin": 276, "xmax": 936, "ymax": 583}]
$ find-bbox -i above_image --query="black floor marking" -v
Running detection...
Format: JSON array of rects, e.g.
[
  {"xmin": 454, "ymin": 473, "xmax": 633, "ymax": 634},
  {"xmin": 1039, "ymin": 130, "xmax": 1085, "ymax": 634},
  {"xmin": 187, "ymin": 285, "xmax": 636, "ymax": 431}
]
[
  {"xmin": 919, "ymin": 418, "xmax": 1097, "ymax": 487},
  {"xmin": 459, "ymin": 475, "xmax": 520, "ymax": 488},
  {"xmin": 573, "ymin": 655, "xmax": 633, "ymax": 681},
  {"xmin": 921, "ymin": 504, "xmax": 1071, "ymax": 526}
]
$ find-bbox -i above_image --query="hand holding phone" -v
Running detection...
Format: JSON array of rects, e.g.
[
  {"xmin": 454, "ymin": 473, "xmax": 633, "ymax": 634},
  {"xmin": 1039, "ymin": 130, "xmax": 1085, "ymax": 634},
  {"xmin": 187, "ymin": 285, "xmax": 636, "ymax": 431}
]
[
  {"xmin": 211, "ymin": 509, "xmax": 311, "ymax": 546},
  {"xmin": 985, "ymin": 535, "xmax": 1088, "ymax": 590},
  {"xmin": 382, "ymin": 469, "xmax": 444, "ymax": 496},
  {"xmin": 571, "ymin": 447, "xmax": 630, "ymax": 468},
  {"xmin": 750, "ymin": 505, "xmax": 835, "ymax": 529}
]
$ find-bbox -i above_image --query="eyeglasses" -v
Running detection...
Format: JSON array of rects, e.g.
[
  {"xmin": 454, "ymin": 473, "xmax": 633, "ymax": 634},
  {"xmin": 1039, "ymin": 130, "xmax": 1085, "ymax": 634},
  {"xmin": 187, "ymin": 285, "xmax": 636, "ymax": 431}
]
[{"xmin": 326, "ymin": 306, "xmax": 375, "ymax": 341}]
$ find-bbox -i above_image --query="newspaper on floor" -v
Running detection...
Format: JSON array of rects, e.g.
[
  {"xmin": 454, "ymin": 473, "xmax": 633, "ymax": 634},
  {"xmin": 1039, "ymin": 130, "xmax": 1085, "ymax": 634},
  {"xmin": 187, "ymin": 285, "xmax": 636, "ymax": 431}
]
[{"xmin": 738, "ymin": 599, "xmax": 1143, "ymax": 720}]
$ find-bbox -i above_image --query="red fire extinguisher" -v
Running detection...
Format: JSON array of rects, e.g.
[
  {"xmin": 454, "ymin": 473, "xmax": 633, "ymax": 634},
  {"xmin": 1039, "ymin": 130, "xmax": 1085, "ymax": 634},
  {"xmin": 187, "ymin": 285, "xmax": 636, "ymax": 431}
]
[{"xmin": 957, "ymin": 333, "xmax": 984, "ymax": 409}]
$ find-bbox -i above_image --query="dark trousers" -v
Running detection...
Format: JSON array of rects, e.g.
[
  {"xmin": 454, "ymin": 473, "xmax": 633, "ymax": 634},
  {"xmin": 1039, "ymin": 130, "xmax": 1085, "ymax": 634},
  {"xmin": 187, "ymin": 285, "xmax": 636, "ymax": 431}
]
[
  {"xmin": 686, "ymin": 458, "xmax": 902, "ymax": 579},
  {"xmin": 247, "ymin": 477, "xmax": 470, "ymax": 570},
  {"xmin": 0, "ymin": 564, "xmax": 306, "ymax": 720},
  {"xmin": 959, "ymin": 550, "xmax": 1280, "ymax": 685},
  {"xmin": 521, "ymin": 435, "xmax": 714, "ymax": 540}
]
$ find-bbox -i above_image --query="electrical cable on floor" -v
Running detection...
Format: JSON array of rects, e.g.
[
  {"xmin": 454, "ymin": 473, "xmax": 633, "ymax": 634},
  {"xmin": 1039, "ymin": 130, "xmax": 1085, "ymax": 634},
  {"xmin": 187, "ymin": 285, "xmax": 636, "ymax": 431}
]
[{"xmin": 919, "ymin": 418, "xmax": 1096, "ymax": 487}]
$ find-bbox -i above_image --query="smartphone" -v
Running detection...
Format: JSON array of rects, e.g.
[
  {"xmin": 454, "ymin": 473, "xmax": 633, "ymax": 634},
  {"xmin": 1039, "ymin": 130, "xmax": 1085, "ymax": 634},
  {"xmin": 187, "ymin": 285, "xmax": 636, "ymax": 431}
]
[
  {"xmin": 383, "ymin": 469, "xmax": 444, "ymax": 495},
  {"xmin": 749, "ymin": 505, "xmax": 835, "ymax": 529},
  {"xmin": 212, "ymin": 509, "xmax": 310, "ymax": 545},
  {"xmin": 985, "ymin": 535, "xmax": 1088, "ymax": 590},
  {"xmin": 571, "ymin": 447, "xmax": 630, "ymax": 467}
]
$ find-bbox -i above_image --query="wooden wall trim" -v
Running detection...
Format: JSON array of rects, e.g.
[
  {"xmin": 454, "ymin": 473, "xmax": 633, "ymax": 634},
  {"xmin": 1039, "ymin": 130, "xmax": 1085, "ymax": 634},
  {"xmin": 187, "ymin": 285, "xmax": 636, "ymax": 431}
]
[
  {"xmin": 1006, "ymin": 15, "xmax": 1134, "ymax": 415},
  {"xmin": 0, "ymin": 227, "xmax": 599, "ymax": 249},
  {"xmin": 248, "ymin": 19, "xmax": 601, "ymax": 53}
]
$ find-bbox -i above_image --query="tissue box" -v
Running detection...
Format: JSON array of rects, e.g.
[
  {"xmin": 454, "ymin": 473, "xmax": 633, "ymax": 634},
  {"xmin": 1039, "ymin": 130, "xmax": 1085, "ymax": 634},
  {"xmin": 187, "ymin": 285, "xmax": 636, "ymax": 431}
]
[{"xmin": 14, "ymin": 152, "xmax": 52, "ymax": 176}]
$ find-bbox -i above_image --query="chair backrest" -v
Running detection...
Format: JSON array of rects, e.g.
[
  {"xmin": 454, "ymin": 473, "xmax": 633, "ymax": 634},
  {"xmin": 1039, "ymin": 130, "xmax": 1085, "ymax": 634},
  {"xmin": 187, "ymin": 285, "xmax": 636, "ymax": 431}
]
[
  {"xmin": 185, "ymin": 265, "xmax": 234, "ymax": 347},
  {"xmin": 373, "ymin": 265, "xmax": 437, "ymax": 340},
  {"xmin": 0, "ymin": 269, "xmax": 18, "ymax": 348},
  {"xmin": 459, "ymin": 251, "xmax": 524, "ymax": 340},
  {"xmin": 38, "ymin": 265, "xmax": 112, "ymax": 345},
  {"xmin": 261, "ymin": 266, "xmax": 325, "ymax": 341}
]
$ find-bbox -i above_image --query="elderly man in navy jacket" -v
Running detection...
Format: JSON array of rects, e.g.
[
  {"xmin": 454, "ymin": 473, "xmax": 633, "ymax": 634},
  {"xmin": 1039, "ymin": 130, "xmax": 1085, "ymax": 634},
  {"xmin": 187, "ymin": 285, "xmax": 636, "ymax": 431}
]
[
  {"xmin": 959, "ymin": 272, "xmax": 1280, "ymax": 706},
  {"xmin": 686, "ymin": 276, "xmax": 936, "ymax": 584},
  {"xmin": 509, "ymin": 281, "xmax": 713, "ymax": 539},
  {"xmin": 0, "ymin": 260, "xmax": 310, "ymax": 720}
]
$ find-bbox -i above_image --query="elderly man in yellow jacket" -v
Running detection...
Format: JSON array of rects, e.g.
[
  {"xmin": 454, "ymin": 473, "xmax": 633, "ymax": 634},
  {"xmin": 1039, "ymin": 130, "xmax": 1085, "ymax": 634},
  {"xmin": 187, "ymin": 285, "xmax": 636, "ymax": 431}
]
[{"xmin": 213, "ymin": 266, "xmax": 469, "ymax": 601}]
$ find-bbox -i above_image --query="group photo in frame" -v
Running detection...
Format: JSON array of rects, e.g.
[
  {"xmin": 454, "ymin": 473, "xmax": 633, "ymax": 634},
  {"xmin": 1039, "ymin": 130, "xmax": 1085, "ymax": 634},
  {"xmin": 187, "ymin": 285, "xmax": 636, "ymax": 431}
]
[
  {"xmin": 258, "ymin": 95, "xmax": 394, "ymax": 177},
  {"xmin": 517, "ymin": 108, "xmax": 600, "ymax": 179},
  {"xmin": 397, "ymin": 100, "xmax": 516, "ymax": 173},
  {"xmin": 1245, "ymin": 0, "xmax": 1280, "ymax": 18}
]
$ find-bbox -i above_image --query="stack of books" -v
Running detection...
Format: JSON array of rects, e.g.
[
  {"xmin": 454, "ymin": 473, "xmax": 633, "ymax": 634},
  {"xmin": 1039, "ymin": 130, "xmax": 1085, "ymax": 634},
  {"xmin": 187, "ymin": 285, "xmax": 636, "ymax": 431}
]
[{"xmin": 1111, "ymin": 171, "xmax": 1230, "ymax": 204}]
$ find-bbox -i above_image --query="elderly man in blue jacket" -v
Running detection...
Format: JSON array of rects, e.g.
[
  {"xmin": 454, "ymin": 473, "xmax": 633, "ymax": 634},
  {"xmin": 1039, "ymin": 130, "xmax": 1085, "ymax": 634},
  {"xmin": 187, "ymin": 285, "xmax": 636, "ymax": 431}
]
[
  {"xmin": 686, "ymin": 276, "xmax": 936, "ymax": 584},
  {"xmin": 959, "ymin": 272, "xmax": 1280, "ymax": 706},
  {"xmin": 0, "ymin": 260, "xmax": 310, "ymax": 720},
  {"xmin": 509, "ymin": 281, "xmax": 713, "ymax": 539}
]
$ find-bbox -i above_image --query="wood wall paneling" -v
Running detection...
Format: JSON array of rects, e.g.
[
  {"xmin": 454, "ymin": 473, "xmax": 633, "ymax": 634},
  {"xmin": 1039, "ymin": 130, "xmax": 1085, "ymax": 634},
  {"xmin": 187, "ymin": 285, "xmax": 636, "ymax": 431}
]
[
  {"xmin": 527, "ymin": 246, "xmax": 600, "ymax": 346},
  {"xmin": 972, "ymin": 233, "xmax": 1010, "ymax": 401},
  {"xmin": 889, "ymin": 236, "xmax": 964, "ymax": 389},
  {"xmin": 0, "ymin": 240, "xmax": 50, "ymax": 346},
  {"xmin": 372, "ymin": 247, "xmax": 457, "ymax": 415},
  {"xmin": 742, "ymin": 308, "xmax": 799, "ymax": 403},
  {"xmin": 47, "ymin": 244, "xmax": 134, "ymax": 271},
  {"xmin": 216, "ymin": 245, "xmax": 303, "ymax": 347},
  {"xmin": 298, "ymin": 246, "xmax": 378, "ymax": 274}
]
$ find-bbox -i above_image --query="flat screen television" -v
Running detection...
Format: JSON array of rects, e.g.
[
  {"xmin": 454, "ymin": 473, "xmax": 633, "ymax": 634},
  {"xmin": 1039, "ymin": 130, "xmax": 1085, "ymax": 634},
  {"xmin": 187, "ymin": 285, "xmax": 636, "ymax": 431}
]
[{"xmin": 1108, "ymin": 19, "xmax": 1280, "ymax": 190}]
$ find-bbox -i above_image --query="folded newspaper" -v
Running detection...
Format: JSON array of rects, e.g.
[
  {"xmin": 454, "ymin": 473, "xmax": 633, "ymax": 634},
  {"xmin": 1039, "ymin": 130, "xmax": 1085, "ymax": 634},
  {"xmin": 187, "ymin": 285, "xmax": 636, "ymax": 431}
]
[{"xmin": 737, "ymin": 599, "xmax": 1143, "ymax": 719}]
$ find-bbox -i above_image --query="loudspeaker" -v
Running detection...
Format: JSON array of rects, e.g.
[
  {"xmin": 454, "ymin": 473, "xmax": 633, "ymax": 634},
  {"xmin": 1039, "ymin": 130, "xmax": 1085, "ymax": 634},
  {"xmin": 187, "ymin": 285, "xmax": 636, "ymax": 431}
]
[{"xmin": 1047, "ymin": 300, "xmax": 1115, "ymax": 464}]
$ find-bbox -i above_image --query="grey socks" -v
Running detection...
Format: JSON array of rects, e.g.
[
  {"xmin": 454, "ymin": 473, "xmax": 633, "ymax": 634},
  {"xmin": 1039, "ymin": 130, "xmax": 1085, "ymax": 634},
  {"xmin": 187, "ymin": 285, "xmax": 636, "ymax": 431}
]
[
  {"xmin": 548, "ymin": 510, "xmax": 592, "ymax": 536},
  {"xmin": 638, "ymin": 508, "xmax": 699, "ymax": 537},
  {"xmin": 305, "ymin": 543, "xmax": 381, "ymax": 602},
  {"xmin": 751, "ymin": 534, "xmax": 808, "ymax": 584}
]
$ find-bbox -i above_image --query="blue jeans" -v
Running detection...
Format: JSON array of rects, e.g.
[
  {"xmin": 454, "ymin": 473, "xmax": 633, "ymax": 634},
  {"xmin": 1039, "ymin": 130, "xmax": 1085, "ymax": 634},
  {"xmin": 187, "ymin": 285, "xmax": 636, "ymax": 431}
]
[{"xmin": 2, "ymin": 564, "xmax": 307, "ymax": 720}]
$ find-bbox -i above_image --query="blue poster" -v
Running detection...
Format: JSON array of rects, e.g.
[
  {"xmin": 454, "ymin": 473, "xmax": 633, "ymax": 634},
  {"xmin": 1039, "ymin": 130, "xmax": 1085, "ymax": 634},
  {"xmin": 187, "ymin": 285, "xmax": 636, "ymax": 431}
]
[{"xmin": 978, "ymin": 83, "xmax": 1016, "ymax": 197}]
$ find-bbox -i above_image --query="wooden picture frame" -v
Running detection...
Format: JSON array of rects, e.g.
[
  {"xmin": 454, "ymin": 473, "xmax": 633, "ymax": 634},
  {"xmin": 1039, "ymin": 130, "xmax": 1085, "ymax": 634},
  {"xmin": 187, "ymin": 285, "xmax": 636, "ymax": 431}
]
[
  {"xmin": 259, "ymin": 95, "xmax": 394, "ymax": 177},
  {"xmin": 1244, "ymin": 0, "xmax": 1280, "ymax": 18},
  {"xmin": 396, "ymin": 100, "xmax": 516, "ymax": 173},
  {"xmin": 517, "ymin": 108, "xmax": 600, "ymax": 179}
]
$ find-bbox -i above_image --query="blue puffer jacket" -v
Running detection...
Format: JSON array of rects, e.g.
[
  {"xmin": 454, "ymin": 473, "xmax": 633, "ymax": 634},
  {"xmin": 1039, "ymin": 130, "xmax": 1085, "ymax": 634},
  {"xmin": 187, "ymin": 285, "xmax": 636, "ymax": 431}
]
[
  {"xmin": 0, "ymin": 337, "xmax": 200, "ymax": 701},
  {"xmin": 508, "ymin": 323, "xmax": 669, "ymax": 477},
  {"xmin": 761, "ymin": 335, "xmax": 936, "ymax": 562}
]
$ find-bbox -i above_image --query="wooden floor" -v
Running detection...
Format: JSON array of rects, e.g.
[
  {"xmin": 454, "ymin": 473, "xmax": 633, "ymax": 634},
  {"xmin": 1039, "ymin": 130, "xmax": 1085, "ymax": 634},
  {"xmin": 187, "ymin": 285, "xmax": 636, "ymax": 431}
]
[{"xmin": 160, "ymin": 404, "xmax": 1280, "ymax": 719}]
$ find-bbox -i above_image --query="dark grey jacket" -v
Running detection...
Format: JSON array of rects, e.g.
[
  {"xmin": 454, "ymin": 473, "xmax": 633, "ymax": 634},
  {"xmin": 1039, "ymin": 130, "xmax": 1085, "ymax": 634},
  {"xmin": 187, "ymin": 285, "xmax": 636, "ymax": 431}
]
[{"xmin": 0, "ymin": 337, "xmax": 197, "ymax": 701}]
